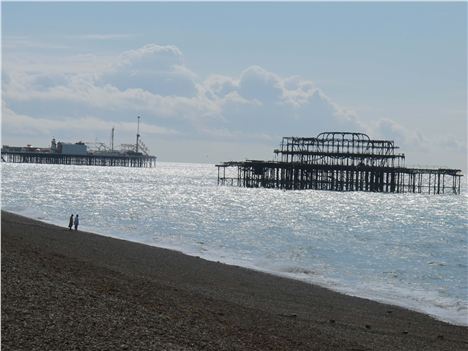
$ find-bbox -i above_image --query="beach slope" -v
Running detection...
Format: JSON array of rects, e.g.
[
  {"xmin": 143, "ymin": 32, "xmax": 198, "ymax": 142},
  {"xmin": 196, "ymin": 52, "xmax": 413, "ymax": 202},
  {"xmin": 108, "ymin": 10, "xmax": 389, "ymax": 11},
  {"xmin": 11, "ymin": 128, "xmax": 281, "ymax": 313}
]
[{"xmin": 2, "ymin": 211, "xmax": 467, "ymax": 350}]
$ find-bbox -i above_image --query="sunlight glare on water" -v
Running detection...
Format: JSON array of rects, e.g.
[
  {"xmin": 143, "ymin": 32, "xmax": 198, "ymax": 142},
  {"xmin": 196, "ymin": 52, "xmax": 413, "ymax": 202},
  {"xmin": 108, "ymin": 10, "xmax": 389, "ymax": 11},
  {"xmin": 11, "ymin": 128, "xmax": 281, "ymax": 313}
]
[{"xmin": 2, "ymin": 162, "xmax": 467, "ymax": 325}]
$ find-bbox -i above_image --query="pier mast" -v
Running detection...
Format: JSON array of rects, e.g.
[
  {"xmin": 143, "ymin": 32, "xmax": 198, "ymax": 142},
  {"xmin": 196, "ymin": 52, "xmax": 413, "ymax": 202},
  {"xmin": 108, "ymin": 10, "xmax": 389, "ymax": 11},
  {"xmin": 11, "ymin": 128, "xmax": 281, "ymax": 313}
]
[
  {"xmin": 111, "ymin": 127, "xmax": 115, "ymax": 152},
  {"xmin": 136, "ymin": 116, "xmax": 141, "ymax": 153}
]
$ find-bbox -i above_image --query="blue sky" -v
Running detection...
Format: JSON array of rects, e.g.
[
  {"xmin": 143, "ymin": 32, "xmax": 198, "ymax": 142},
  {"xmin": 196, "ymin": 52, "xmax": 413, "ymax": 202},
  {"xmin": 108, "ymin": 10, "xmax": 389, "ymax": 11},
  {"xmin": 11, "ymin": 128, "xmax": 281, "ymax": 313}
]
[{"xmin": 2, "ymin": 2, "xmax": 466, "ymax": 169}]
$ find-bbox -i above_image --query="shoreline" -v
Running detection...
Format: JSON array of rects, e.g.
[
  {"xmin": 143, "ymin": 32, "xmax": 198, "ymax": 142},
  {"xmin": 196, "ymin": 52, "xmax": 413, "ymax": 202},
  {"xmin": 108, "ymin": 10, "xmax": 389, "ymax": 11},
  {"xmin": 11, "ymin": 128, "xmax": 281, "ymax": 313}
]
[
  {"xmin": 6, "ymin": 208, "xmax": 466, "ymax": 327},
  {"xmin": 2, "ymin": 210, "xmax": 467, "ymax": 350}
]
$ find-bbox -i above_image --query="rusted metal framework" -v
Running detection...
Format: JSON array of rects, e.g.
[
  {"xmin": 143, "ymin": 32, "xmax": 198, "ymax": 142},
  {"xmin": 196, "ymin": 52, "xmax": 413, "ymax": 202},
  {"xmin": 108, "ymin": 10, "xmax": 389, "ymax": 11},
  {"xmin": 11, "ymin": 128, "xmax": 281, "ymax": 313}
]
[{"xmin": 216, "ymin": 132, "xmax": 463, "ymax": 194}]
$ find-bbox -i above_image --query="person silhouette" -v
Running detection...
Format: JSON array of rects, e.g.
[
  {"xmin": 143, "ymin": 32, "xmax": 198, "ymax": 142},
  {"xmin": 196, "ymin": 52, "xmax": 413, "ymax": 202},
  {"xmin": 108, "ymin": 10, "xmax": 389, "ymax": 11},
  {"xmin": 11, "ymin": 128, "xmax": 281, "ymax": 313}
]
[
  {"xmin": 68, "ymin": 214, "xmax": 74, "ymax": 230},
  {"xmin": 74, "ymin": 214, "xmax": 79, "ymax": 231}
]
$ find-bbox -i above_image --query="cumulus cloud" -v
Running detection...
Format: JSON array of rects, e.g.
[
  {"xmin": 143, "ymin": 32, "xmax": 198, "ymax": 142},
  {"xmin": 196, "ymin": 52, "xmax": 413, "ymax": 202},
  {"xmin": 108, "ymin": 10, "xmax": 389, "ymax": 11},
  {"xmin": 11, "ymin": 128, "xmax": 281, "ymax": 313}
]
[
  {"xmin": 100, "ymin": 44, "xmax": 198, "ymax": 97},
  {"xmin": 374, "ymin": 118, "xmax": 408, "ymax": 143},
  {"xmin": 203, "ymin": 75, "xmax": 238, "ymax": 99},
  {"xmin": 201, "ymin": 65, "xmax": 365, "ymax": 137},
  {"xmin": 4, "ymin": 43, "xmax": 366, "ymax": 142},
  {"xmin": 3, "ymin": 42, "xmax": 464, "ymax": 166},
  {"xmin": 238, "ymin": 65, "xmax": 283, "ymax": 103}
]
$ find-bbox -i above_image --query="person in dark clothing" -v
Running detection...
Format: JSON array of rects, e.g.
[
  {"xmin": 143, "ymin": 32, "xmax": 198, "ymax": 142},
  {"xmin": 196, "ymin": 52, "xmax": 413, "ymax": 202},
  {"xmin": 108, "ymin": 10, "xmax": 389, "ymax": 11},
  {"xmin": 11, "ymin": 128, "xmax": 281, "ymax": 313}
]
[
  {"xmin": 74, "ymin": 214, "xmax": 79, "ymax": 231},
  {"xmin": 68, "ymin": 214, "xmax": 74, "ymax": 230}
]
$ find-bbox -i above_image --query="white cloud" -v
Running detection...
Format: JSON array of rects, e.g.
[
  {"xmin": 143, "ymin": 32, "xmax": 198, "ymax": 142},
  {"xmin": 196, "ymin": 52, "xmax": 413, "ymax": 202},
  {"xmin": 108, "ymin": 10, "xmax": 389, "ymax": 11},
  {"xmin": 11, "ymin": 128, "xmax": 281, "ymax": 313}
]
[
  {"xmin": 118, "ymin": 44, "xmax": 184, "ymax": 68},
  {"xmin": 0, "ymin": 47, "xmax": 371, "ymax": 143},
  {"xmin": 3, "ymin": 42, "xmax": 465, "ymax": 167},
  {"xmin": 374, "ymin": 118, "xmax": 408, "ymax": 143},
  {"xmin": 200, "ymin": 65, "xmax": 366, "ymax": 137},
  {"xmin": 203, "ymin": 75, "xmax": 238, "ymax": 98},
  {"xmin": 100, "ymin": 44, "xmax": 198, "ymax": 97},
  {"xmin": 238, "ymin": 65, "xmax": 283, "ymax": 103}
]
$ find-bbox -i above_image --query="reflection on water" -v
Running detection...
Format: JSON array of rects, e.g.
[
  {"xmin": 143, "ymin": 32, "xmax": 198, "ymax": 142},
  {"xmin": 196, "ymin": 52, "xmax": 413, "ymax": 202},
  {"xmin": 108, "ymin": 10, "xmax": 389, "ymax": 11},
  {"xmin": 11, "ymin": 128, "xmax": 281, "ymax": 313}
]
[{"xmin": 2, "ymin": 162, "xmax": 467, "ymax": 325}]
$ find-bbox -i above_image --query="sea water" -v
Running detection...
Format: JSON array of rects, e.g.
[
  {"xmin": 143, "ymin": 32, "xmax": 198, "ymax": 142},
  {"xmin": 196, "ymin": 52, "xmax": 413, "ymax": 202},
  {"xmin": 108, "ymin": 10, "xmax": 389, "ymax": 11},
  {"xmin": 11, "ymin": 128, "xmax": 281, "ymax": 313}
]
[{"xmin": 1, "ymin": 162, "xmax": 467, "ymax": 325}]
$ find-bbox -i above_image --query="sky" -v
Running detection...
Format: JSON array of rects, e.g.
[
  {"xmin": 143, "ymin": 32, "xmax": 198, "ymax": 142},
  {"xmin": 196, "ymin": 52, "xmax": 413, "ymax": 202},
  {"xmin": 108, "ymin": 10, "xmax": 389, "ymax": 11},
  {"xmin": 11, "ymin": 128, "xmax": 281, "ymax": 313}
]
[{"xmin": 2, "ymin": 2, "xmax": 467, "ymax": 170}]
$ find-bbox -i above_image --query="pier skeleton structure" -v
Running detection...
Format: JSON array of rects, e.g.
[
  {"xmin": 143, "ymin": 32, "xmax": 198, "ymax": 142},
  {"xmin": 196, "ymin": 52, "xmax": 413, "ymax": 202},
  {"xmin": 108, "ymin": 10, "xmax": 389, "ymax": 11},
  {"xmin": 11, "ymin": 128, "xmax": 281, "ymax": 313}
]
[{"xmin": 216, "ymin": 132, "xmax": 463, "ymax": 194}]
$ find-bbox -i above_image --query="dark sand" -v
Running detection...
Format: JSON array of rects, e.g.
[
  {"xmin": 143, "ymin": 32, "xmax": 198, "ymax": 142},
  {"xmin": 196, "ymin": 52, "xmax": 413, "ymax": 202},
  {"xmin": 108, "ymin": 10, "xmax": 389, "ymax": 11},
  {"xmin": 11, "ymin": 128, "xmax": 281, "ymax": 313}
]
[{"xmin": 2, "ymin": 211, "xmax": 467, "ymax": 350}]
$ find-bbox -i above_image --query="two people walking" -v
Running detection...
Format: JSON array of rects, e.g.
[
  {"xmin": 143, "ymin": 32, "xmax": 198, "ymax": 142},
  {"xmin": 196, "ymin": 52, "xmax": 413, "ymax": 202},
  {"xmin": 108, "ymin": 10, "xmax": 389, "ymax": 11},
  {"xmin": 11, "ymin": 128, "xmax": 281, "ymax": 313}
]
[{"xmin": 68, "ymin": 214, "xmax": 79, "ymax": 231}]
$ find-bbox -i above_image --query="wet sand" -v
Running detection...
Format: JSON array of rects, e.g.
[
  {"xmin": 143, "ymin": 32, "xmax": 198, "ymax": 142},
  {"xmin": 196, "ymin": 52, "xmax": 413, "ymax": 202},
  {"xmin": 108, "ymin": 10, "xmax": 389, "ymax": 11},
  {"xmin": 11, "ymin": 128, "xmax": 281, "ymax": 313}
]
[{"xmin": 2, "ymin": 211, "xmax": 467, "ymax": 350}]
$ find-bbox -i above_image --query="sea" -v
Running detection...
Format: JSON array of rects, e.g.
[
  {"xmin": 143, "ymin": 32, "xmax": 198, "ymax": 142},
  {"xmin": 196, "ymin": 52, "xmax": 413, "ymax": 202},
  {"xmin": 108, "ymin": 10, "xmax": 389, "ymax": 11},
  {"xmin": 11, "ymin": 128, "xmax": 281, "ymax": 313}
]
[{"xmin": 1, "ymin": 162, "xmax": 467, "ymax": 326}]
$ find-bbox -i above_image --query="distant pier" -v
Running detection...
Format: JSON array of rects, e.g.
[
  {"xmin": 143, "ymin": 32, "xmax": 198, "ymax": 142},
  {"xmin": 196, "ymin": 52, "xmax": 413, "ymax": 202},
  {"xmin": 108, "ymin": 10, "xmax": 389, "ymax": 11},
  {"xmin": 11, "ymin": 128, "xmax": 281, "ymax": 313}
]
[
  {"xmin": 2, "ymin": 117, "xmax": 157, "ymax": 168},
  {"xmin": 1, "ymin": 149, "xmax": 156, "ymax": 168},
  {"xmin": 216, "ymin": 132, "xmax": 463, "ymax": 194}
]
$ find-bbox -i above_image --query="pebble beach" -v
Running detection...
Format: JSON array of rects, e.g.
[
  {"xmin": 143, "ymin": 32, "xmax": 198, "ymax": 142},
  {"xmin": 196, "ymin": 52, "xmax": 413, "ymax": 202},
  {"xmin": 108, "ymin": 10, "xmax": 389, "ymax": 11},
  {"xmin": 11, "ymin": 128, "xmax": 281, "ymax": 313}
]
[{"xmin": 2, "ymin": 211, "xmax": 467, "ymax": 350}]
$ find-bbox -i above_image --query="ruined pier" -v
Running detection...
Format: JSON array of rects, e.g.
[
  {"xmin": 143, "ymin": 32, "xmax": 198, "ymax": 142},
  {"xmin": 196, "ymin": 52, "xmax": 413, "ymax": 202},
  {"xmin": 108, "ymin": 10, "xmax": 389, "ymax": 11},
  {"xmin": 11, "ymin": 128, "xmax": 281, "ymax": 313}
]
[{"xmin": 216, "ymin": 132, "xmax": 463, "ymax": 194}]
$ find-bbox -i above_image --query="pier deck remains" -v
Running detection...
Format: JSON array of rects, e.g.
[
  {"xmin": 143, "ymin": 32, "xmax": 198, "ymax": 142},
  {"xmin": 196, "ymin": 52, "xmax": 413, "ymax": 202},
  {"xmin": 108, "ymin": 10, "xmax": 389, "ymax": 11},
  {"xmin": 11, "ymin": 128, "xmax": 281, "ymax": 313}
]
[{"xmin": 216, "ymin": 132, "xmax": 463, "ymax": 194}]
